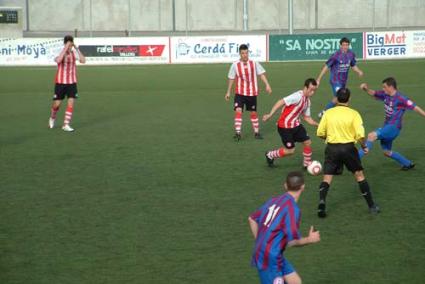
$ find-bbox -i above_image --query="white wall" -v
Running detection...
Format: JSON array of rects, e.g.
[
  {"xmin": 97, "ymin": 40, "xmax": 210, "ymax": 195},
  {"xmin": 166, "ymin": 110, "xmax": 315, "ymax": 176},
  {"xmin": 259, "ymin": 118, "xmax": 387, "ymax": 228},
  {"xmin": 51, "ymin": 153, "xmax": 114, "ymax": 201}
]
[
  {"xmin": 175, "ymin": 0, "xmax": 241, "ymax": 31},
  {"xmin": 29, "ymin": 0, "xmax": 84, "ymax": 31},
  {"xmin": 1, "ymin": 0, "xmax": 424, "ymax": 33}
]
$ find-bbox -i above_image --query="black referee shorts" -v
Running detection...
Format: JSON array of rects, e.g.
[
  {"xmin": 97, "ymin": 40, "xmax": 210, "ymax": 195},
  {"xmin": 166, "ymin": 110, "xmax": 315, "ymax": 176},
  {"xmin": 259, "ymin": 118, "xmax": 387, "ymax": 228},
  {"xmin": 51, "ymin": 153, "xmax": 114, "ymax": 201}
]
[{"xmin": 324, "ymin": 143, "xmax": 363, "ymax": 175}]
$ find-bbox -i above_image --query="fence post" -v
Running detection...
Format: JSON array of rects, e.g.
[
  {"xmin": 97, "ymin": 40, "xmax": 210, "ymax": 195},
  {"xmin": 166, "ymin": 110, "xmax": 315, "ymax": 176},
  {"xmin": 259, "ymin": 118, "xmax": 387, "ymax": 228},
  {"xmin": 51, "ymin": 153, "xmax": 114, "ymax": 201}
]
[
  {"xmin": 89, "ymin": 0, "xmax": 93, "ymax": 37},
  {"xmin": 127, "ymin": 0, "xmax": 132, "ymax": 36},
  {"xmin": 172, "ymin": 0, "xmax": 176, "ymax": 32},
  {"xmin": 243, "ymin": 0, "xmax": 248, "ymax": 31},
  {"xmin": 372, "ymin": 0, "xmax": 375, "ymax": 31},
  {"xmin": 288, "ymin": 0, "xmax": 293, "ymax": 34}
]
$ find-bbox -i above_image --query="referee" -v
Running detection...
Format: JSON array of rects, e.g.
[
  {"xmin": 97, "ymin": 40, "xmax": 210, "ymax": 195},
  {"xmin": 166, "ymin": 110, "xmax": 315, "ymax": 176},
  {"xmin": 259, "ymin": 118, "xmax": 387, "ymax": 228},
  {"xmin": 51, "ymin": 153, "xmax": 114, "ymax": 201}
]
[{"xmin": 316, "ymin": 88, "xmax": 379, "ymax": 218}]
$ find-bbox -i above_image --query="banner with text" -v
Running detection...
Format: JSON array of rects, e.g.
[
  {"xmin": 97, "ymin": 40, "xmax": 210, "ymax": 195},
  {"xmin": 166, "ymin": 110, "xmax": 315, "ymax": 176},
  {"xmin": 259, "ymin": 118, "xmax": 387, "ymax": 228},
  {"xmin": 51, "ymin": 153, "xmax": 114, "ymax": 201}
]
[
  {"xmin": 269, "ymin": 33, "xmax": 363, "ymax": 61},
  {"xmin": 0, "ymin": 38, "xmax": 63, "ymax": 65},
  {"xmin": 170, "ymin": 35, "xmax": 267, "ymax": 63},
  {"xmin": 364, "ymin": 30, "xmax": 425, "ymax": 59},
  {"xmin": 0, "ymin": 37, "xmax": 170, "ymax": 66},
  {"xmin": 77, "ymin": 37, "xmax": 169, "ymax": 65}
]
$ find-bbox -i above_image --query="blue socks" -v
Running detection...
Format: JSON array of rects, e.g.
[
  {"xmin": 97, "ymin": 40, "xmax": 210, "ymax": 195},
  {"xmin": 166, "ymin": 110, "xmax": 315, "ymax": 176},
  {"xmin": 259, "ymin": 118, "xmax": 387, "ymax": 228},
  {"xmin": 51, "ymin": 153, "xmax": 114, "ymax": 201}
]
[
  {"xmin": 358, "ymin": 140, "xmax": 373, "ymax": 159},
  {"xmin": 358, "ymin": 140, "xmax": 411, "ymax": 167},
  {"xmin": 388, "ymin": 151, "xmax": 411, "ymax": 167}
]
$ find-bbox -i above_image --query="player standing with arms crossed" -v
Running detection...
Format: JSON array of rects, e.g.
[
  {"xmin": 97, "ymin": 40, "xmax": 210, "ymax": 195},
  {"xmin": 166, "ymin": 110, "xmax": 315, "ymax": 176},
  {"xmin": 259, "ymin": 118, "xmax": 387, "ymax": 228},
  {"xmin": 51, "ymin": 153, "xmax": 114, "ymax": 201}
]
[
  {"xmin": 358, "ymin": 77, "xmax": 425, "ymax": 169},
  {"xmin": 316, "ymin": 37, "xmax": 363, "ymax": 117},
  {"xmin": 249, "ymin": 171, "xmax": 320, "ymax": 284},
  {"xmin": 225, "ymin": 44, "xmax": 272, "ymax": 141},
  {"xmin": 48, "ymin": 35, "xmax": 86, "ymax": 132}
]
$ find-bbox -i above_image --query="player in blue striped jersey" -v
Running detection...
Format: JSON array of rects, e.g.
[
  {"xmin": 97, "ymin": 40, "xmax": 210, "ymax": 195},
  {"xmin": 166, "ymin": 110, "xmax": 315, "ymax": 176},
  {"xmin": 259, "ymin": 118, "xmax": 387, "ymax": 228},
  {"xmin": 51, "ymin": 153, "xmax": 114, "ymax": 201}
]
[
  {"xmin": 359, "ymin": 77, "xmax": 425, "ymax": 169},
  {"xmin": 316, "ymin": 37, "xmax": 364, "ymax": 117},
  {"xmin": 248, "ymin": 171, "xmax": 320, "ymax": 284}
]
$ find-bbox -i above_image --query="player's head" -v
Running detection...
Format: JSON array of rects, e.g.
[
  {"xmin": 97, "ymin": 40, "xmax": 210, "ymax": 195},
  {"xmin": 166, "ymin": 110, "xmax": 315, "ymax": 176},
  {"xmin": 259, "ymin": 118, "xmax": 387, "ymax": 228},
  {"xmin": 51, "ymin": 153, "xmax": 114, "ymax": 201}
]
[
  {"xmin": 339, "ymin": 37, "xmax": 350, "ymax": 52},
  {"xmin": 239, "ymin": 44, "xmax": 249, "ymax": 62},
  {"xmin": 303, "ymin": 78, "xmax": 318, "ymax": 96},
  {"xmin": 284, "ymin": 171, "xmax": 305, "ymax": 192},
  {"xmin": 64, "ymin": 35, "xmax": 74, "ymax": 48},
  {"xmin": 336, "ymin": 88, "xmax": 351, "ymax": 103},
  {"xmin": 382, "ymin": 77, "xmax": 397, "ymax": 94}
]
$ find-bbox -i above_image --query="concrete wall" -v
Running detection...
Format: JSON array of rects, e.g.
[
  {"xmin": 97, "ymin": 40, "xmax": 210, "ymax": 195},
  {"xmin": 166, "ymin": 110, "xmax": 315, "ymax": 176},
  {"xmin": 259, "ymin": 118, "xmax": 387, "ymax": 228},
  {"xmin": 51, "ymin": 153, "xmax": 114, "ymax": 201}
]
[
  {"xmin": 175, "ymin": 0, "xmax": 242, "ymax": 31},
  {"xmin": 318, "ymin": 0, "xmax": 375, "ymax": 29},
  {"xmin": 29, "ymin": 0, "xmax": 84, "ymax": 31},
  {"xmin": 249, "ymin": 0, "xmax": 315, "ymax": 30},
  {"xmin": 0, "ymin": 5, "xmax": 23, "ymax": 37},
  {"xmin": 318, "ymin": 0, "xmax": 425, "ymax": 29},
  {"xmin": 0, "ymin": 0, "xmax": 26, "ymax": 28},
  {"xmin": 1, "ymin": 0, "xmax": 424, "ymax": 33},
  {"xmin": 388, "ymin": 0, "xmax": 425, "ymax": 27}
]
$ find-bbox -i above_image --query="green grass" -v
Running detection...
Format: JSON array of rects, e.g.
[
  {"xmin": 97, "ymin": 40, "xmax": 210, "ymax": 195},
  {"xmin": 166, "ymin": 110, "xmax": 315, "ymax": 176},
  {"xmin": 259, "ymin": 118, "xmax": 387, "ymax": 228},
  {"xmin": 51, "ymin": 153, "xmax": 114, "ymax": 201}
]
[{"xmin": 1, "ymin": 60, "xmax": 425, "ymax": 283}]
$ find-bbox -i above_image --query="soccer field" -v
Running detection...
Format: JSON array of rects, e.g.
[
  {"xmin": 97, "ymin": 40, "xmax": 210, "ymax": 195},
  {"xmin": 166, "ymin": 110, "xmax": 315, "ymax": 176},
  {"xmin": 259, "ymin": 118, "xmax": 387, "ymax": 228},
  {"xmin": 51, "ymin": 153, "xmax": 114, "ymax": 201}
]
[{"xmin": 1, "ymin": 60, "xmax": 425, "ymax": 283}]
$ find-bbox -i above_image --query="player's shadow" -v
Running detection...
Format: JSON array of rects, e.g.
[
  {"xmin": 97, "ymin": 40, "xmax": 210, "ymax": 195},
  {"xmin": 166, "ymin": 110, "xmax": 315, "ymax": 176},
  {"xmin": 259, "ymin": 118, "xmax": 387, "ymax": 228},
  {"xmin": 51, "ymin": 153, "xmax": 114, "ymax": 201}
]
[{"xmin": 323, "ymin": 183, "xmax": 373, "ymax": 218}]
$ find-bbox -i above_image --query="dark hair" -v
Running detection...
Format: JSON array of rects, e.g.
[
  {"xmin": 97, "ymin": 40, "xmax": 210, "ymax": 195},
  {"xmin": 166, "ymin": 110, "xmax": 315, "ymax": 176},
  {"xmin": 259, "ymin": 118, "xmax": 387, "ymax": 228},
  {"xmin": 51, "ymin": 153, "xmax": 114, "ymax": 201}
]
[
  {"xmin": 64, "ymin": 35, "xmax": 74, "ymax": 44},
  {"xmin": 382, "ymin": 77, "xmax": 397, "ymax": 89},
  {"xmin": 239, "ymin": 44, "xmax": 249, "ymax": 52},
  {"xmin": 304, "ymin": 78, "xmax": 317, "ymax": 88},
  {"xmin": 285, "ymin": 171, "xmax": 305, "ymax": 192},
  {"xmin": 340, "ymin": 37, "xmax": 350, "ymax": 45},
  {"xmin": 336, "ymin": 88, "xmax": 351, "ymax": 103}
]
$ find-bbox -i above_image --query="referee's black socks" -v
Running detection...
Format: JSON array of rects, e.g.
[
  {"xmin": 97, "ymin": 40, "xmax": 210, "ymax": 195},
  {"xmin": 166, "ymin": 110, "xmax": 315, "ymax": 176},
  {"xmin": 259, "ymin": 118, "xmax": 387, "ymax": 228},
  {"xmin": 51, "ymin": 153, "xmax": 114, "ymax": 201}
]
[
  {"xmin": 358, "ymin": 179, "xmax": 375, "ymax": 208},
  {"xmin": 319, "ymin": 182, "xmax": 330, "ymax": 203}
]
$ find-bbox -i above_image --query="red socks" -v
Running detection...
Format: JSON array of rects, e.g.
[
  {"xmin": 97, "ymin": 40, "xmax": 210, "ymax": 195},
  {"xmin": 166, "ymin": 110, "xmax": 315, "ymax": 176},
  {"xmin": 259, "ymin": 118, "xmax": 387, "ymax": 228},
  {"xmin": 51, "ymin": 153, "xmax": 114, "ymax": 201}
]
[
  {"xmin": 250, "ymin": 112, "xmax": 259, "ymax": 134},
  {"xmin": 234, "ymin": 112, "xmax": 242, "ymax": 134},
  {"xmin": 303, "ymin": 145, "xmax": 312, "ymax": 167},
  {"xmin": 64, "ymin": 106, "xmax": 73, "ymax": 126},
  {"xmin": 267, "ymin": 148, "xmax": 286, "ymax": 159},
  {"xmin": 50, "ymin": 106, "xmax": 59, "ymax": 119}
]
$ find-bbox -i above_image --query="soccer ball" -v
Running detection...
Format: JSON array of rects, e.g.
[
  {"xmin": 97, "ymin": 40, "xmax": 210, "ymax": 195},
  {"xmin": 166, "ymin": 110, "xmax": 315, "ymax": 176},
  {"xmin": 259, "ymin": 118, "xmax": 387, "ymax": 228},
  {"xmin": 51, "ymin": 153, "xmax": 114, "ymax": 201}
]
[{"xmin": 307, "ymin": 161, "xmax": 322, "ymax": 176}]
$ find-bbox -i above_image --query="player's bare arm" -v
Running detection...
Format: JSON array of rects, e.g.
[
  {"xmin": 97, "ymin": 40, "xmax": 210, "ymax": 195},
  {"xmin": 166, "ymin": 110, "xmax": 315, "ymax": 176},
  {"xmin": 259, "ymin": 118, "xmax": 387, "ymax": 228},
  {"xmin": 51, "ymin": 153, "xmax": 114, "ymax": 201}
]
[
  {"xmin": 259, "ymin": 74, "xmax": 272, "ymax": 94},
  {"xmin": 359, "ymin": 138, "xmax": 369, "ymax": 155},
  {"xmin": 287, "ymin": 226, "xmax": 320, "ymax": 247},
  {"xmin": 224, "ymin": 79, "xmax": 234, "ymax": 101},
  {"xmin": 74, "ymin": 44, "xmax": 86, "ymax": 64},
  {"xmin": 316, "ymin": 64, "xmax": 329, "ymax": 86},
  {"xmin": 262, "ymin": 99, "xmax": 285, "ymax": 122},
  {"xmin": 413, "ymin": 105, "xmax": 425, "ymax": 117},
  {"xmin": 55, "ymin": 42, "xmax": 72, "ymax": 63},
  {"xmin": 316, "ymin": 115, "xmax": 327, "ymax": 139},
  {"xmin": 303, "ymin": 115, "xmax": 319, "ymax": 127},
  {"xmin": 352, "ymin": 65, "xmax": 364, "ymax": 77},
  {"xmin": 360, "ymin": 83, "xmax": 376, "ymax": 96},
  {"xmin": 248, "ymin": 217, "xmax": 259, "ymax": 239}
]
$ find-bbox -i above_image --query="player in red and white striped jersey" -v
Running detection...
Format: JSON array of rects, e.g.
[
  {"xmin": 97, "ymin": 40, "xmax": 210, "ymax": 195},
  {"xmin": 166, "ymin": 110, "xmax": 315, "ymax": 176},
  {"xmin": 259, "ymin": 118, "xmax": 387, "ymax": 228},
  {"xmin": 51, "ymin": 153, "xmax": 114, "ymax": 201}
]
[
  {"xmin": 225, "ymin": 44, "xmax": 272, "ymax": 141},
  {"xmin": 48, "ymin": 35, "xmax": 86, "ymax": 132},
  {"xmin": 262, "ymin": 78, "xmax": 319, "ymax": 168}
]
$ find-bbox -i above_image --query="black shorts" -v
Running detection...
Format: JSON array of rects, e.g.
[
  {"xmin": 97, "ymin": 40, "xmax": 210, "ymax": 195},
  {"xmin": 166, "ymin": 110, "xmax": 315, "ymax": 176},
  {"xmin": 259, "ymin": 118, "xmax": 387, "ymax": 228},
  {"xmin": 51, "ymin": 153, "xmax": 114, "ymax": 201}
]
[
  {"xmin": 277, "ymin": 125, "xmax": 310, "ymax": 149},
  {"xmin": 53, "ymin": 83, "xmax": 78, "ymax": 100},
  {"xmin": 234, "ymin": 94, "xmax": 257, "ymax": 111},
  {"xmin": 324, "ymin": 143, "xmax": 363, "ymax": 175}
]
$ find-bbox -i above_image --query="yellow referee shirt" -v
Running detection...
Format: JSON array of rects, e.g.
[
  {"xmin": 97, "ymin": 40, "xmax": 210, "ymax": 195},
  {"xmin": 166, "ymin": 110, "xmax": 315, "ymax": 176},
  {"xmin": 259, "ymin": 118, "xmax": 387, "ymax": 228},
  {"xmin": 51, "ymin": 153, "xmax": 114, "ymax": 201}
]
[{"xmin": 317, "ymin": 105, "xmax": 365, "ymax": 144}]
